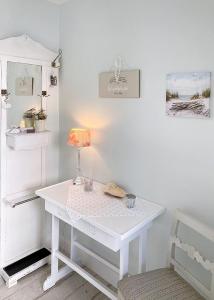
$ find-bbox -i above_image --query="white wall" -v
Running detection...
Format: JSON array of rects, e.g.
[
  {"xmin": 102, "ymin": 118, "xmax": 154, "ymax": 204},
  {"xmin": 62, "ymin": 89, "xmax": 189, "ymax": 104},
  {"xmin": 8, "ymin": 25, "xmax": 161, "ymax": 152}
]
[
  {"xmin": 0, "ymin": 0, "xmax": 59, "ymax": 51},
  {"xmin": 59, "ymin": 0, "xmax": 214, "ymax": 272}
]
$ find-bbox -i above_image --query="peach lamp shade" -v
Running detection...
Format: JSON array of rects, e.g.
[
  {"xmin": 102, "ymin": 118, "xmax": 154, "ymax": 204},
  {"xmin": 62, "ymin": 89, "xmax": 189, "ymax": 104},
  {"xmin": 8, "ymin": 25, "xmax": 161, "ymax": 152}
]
[{"xmin": 68, "ymin": 128, "xmax": 91, "ymax": 148}]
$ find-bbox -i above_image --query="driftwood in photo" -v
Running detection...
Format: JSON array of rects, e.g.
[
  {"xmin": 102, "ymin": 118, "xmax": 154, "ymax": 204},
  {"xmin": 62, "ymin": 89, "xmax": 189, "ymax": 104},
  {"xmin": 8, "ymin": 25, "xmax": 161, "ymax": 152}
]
[{"xmin": 170, "ymin": 101, "xmax": 205, "ymax": 115}]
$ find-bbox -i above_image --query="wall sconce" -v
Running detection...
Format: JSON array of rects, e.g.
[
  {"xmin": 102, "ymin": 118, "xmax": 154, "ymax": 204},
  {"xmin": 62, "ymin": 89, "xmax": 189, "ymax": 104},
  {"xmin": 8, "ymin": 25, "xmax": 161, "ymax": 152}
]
[{"xmin": 52, "ymin": 49, "xmax": 62, "ymax": 68}]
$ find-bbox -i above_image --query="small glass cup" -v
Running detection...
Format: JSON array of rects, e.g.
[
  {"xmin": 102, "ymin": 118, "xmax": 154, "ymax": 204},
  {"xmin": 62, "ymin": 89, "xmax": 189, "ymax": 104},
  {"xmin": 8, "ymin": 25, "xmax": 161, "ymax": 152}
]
[
  {"xmin": 84, "ymin": 177, "xmax": 93, "ymax": 192},
  {"xmin": 126, "ymin": 194, "xmax": 136, "ymax": 209}
]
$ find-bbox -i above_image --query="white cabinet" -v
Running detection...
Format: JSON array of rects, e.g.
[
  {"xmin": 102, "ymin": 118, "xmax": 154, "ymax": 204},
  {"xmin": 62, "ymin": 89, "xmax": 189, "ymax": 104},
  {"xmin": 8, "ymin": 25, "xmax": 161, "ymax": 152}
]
[
  {"xmin": 4, "ymin": 199, "xmax": 44, "ymax": 265},
  {"xmin": 6, "ymin": 147, "xmax": 43, "ymax": 199},
  {"xmin": 0, "ymin": 35, "xmax": 59, "ymax": 287},
  {"xmin": 6, "ymin": 131, "xmax": 50, "ymax": 151}
]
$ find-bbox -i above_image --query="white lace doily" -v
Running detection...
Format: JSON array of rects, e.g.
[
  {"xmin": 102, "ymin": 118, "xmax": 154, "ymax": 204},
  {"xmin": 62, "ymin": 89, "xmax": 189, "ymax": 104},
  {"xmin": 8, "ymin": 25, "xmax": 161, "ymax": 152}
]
[{"xmin": 66, "ymin": 183, "xmax": 146, "ymax": 222}]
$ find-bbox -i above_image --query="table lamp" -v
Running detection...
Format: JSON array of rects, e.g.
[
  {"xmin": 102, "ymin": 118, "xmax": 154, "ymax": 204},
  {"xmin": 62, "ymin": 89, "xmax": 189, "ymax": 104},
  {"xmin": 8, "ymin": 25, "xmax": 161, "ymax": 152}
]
[{"xmin": 68, "ymin": 128, "xmax": 91, "ymax": 185}]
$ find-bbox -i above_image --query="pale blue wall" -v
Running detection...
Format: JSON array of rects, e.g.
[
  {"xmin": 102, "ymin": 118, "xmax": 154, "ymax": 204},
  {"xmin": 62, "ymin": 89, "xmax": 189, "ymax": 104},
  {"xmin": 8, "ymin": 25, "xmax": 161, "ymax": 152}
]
[
  {"xmin": 0, "ymin": 0, "xmax": 59, "ymax": 51},
  {"xmin": 59, "ymin": 0, "xmax": 214, "ymax": 271}
]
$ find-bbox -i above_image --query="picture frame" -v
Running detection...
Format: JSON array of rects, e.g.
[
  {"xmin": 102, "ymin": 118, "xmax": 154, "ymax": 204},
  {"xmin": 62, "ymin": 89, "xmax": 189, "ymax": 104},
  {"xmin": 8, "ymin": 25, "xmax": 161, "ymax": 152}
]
[{"xmin": 99, "ymin": 69, "xmax": 140, "ymax": 98}]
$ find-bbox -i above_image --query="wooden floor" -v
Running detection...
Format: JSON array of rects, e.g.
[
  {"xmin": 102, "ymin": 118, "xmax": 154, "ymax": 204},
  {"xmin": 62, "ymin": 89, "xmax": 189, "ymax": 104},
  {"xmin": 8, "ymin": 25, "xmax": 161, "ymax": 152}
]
[{"xmin": 0, "ymin": 265, "xmax": 110, "ymax": 300}]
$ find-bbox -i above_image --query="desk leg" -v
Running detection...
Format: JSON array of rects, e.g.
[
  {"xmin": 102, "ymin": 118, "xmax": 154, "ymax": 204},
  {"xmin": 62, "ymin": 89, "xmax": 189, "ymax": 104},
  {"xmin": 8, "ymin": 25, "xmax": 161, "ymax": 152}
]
[
  {"xmin": 138, "ymin": 230, "xmax": 147, "ymax": 274},
  {"xmin": 71, "ymin": 227, "xmax": 78, "ymax": 262},
  {"xmin": 43, "ymin": 215, "xmax": 59, "ymax": 291},
  {"xmin": 119, "ymin": 244, "xmax": 129, "ymax": 280}
]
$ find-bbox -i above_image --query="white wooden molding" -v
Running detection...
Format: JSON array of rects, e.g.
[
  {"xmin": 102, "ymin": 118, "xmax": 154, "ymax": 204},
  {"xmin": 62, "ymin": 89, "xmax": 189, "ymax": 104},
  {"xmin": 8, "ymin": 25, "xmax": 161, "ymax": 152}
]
[
  {"xmin": 171, "ymin": 236, "xmax": 214, "ymax": 274},
  {"xmin": 0, "ymin": 35, "xmax": 56, "ymax": 62},
  {"xmin": 176, "ymin": 209, "xmax": 214, "ymax": 243}
]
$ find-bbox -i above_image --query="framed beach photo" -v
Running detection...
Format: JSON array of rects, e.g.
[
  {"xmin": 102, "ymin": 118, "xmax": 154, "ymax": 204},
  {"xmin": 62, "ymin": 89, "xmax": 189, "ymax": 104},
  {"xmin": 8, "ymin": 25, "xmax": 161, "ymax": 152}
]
[{"xmin": 166, "ymin": 72, "xmax": 211, "ymax": 118}]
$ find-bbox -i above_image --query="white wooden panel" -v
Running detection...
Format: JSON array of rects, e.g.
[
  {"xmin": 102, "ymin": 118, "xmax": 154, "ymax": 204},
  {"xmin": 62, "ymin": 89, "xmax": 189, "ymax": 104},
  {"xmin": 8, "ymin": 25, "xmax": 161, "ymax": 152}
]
[
  {"xmin": 4, "ymin": 198, "xmax": 44, "ymax": 265},
  {"xmin": 51, "ymin": 215, "xmax": 59, "ymax": 279},
  {"xmin": 6, "ymin": 131, "xmax": 50, "ymax": 151},
  {"xmin": 138, "ymin": 230, "xmax": 147, "ymax": 273},
  {"xmin": 176, "ymin": 209, "xmax": 214, "ymax": 243},
  {"xmin": 0, "ymin": 36, "xmax": 59, "ymax": 285},
  {"xmin": 0, "ymin": 59, "xmax": 7, "ymax": 202},
  {"xmin": 6, "ymin": 147, "xmax": 42, "ymax": 197},
  {"xmin": 45, "ymin": 201, "xmax": 121, "ymax": 252},
  {"xmin": 171, "ymin": 209, "xmax": 214, "ymax": 299},
  {"xmin": 0, "ymin": 35, "xmax": 56, "ymax": 62},
  {"xmin": 45, "ymin": 66, "xmax": 59, "ymax": 187},
  {"xmin": 119, "ymin": 244, "xmax": 129, "ymax": 280}
]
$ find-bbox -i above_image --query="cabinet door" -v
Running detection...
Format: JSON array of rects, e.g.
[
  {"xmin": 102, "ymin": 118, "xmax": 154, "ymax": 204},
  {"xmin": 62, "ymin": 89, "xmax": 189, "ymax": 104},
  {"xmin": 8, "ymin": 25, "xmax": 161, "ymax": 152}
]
[
  {"xmin": 4, "ymin": 198, "xmax": 44, "ymax": 265},
  {"xmin": 6, "ymin": 147, "xmax": 43, "ymax": 199}
]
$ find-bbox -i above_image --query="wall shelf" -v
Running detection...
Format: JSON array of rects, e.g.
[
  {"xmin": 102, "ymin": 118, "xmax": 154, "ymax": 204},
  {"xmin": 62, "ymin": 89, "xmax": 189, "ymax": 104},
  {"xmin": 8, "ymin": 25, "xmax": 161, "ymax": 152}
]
[{"xmin": 6, "ymin": 131, "xmax": 50, "ymax": 150}]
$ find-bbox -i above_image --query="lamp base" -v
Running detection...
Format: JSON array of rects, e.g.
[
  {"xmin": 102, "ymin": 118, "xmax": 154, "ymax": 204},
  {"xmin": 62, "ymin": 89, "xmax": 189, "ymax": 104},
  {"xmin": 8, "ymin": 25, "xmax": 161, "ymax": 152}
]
[{"xmin": 73, "ymin": 176, "xmax": 84, "ymax": 185}]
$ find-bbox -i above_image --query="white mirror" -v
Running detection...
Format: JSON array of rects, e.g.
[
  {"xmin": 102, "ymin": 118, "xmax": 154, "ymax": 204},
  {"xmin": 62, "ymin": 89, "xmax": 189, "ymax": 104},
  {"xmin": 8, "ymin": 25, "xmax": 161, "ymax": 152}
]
[{"xmin": 7, "ymin": 61, "xmax": 42, "ymax": 129}]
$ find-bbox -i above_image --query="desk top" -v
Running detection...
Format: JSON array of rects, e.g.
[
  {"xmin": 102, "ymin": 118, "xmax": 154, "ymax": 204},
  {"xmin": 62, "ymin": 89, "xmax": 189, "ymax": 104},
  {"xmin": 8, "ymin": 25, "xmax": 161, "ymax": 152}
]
[{"xmin": 36, "ymin": 180, "xmax": 165, "ymax": 239}]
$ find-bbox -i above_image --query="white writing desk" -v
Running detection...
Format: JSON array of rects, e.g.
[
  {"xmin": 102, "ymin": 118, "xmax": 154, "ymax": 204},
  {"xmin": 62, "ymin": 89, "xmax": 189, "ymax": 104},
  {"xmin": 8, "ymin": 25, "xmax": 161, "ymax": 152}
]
[{"xmin": 36, "ymin": 180, "xmax": 164, "ymax": 300}]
